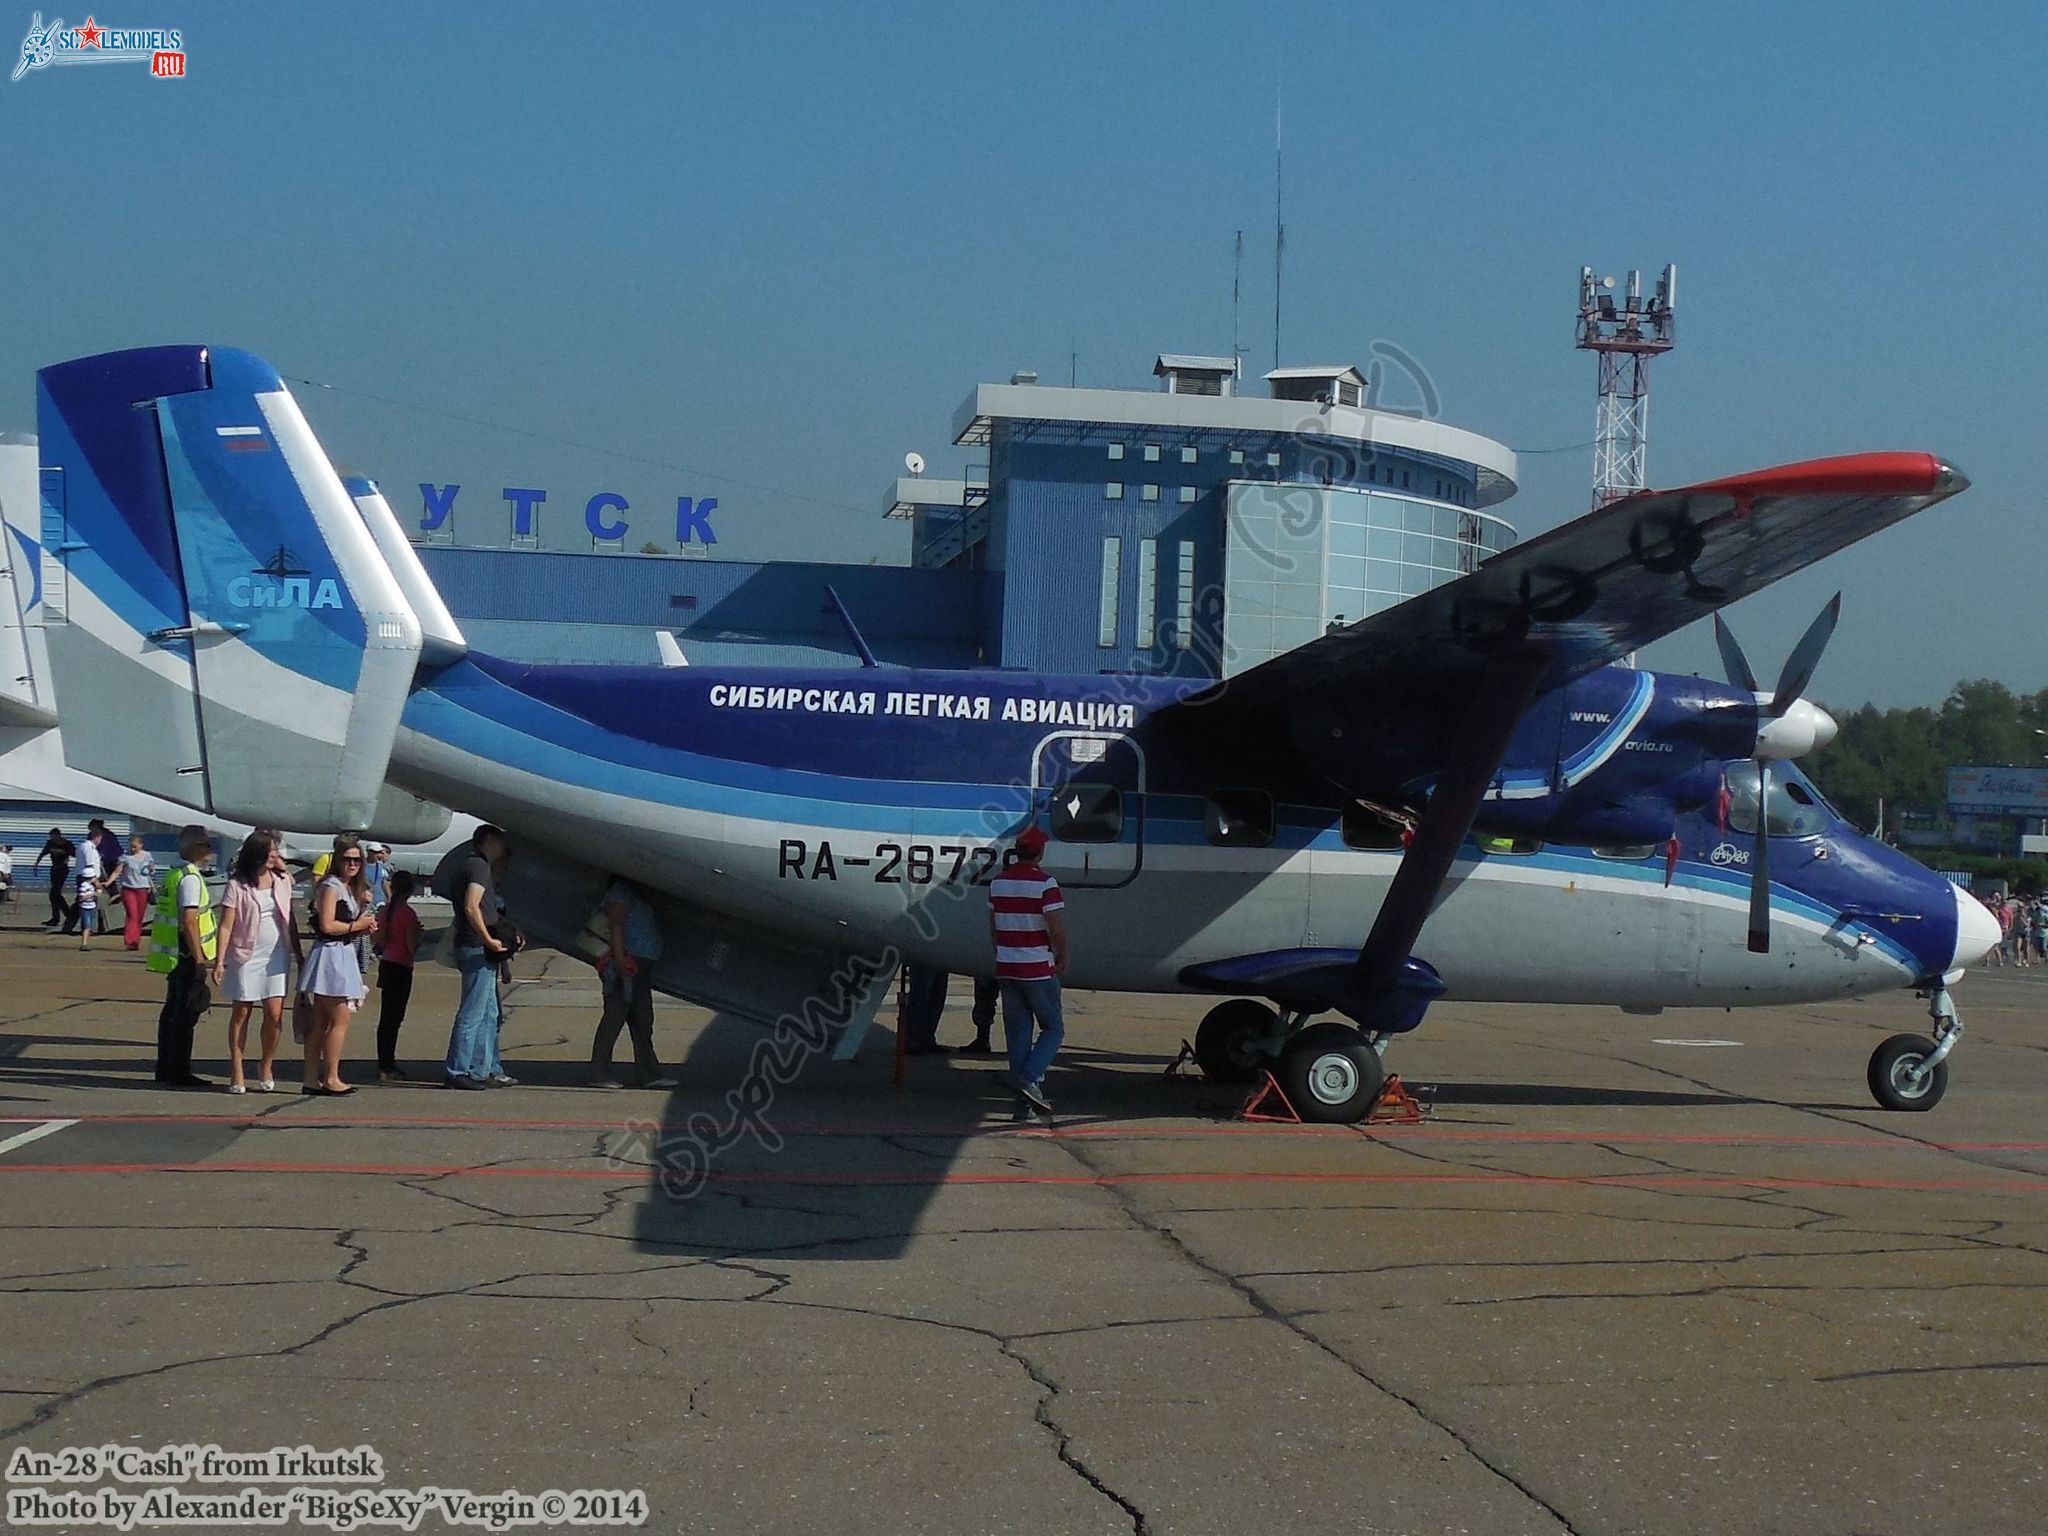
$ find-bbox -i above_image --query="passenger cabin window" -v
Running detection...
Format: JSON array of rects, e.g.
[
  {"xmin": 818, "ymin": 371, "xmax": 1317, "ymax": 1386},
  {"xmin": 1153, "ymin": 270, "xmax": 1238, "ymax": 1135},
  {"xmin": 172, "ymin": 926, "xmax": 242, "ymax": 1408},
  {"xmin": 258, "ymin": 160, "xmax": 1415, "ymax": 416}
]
[
  {"xmin": 1051, "ymin": 784, "xmax": 1123, "ymax": 844},
  {"xmin": 1205, "ymin": 789, "xmax": 1274, "ymax": 848},
  {"xmin": 1341, "ymin": 802, "xmax": 1409, "ymax": 850},
  {"xmin": 1725, "ymin": 763, "xmax": 1829, "ymax": 839}
]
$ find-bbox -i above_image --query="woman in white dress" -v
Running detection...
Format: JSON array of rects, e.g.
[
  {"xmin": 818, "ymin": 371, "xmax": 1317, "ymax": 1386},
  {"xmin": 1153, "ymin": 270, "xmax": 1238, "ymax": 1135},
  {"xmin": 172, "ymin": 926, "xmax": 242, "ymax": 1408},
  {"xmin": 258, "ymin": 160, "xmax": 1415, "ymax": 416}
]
[
  {"xmin": 300, "ymin": 834, "xmax": 375, "ymax": 1097},
  {"xmin": 210, "ymin": 830, "xmax": 302, "ymax": 1094}
]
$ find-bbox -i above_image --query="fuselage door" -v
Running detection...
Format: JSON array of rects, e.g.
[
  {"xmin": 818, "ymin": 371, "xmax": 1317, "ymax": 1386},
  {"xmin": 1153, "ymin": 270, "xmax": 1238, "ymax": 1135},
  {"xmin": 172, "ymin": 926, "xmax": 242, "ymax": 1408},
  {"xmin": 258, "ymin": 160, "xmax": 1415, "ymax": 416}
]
[{"xmin": 1030, "ymin": 730, "xmax": 1145, "ymax": 889}]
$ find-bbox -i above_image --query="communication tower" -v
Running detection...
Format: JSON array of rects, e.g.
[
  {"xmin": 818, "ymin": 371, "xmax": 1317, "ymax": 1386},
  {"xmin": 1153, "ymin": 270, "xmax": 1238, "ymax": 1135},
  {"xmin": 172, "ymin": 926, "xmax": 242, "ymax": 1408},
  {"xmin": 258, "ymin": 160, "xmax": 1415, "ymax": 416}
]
[{"xmin": 1576, "ymin": 264, "xmax": 1676, "ymax": 509}]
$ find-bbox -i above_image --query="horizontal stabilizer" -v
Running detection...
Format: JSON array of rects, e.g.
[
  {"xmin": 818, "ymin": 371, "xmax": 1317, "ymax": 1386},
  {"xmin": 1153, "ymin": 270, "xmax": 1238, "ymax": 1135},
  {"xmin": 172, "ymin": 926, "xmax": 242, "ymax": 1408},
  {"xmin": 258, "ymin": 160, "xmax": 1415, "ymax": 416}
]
[{"xmin": 36, "ymin": 346, "xmax": 424, "ymax": 829}]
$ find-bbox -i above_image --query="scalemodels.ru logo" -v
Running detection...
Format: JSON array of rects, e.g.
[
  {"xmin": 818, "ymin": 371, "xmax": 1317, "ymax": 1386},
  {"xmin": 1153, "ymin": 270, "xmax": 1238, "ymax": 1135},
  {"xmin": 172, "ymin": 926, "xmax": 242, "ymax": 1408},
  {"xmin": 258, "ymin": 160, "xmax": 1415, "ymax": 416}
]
[{"xmin": 12, "ymin": 11, "xmax": 185, "ymax": 81}]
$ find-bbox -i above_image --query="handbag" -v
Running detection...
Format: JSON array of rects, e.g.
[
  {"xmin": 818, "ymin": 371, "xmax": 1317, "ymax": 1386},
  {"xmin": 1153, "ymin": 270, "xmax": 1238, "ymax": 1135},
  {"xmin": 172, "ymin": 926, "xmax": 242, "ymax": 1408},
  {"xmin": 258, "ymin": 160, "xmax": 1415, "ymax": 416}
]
[{"xmin": 291, "ymin": 992, "xmax": 316, "ymax": 1046}]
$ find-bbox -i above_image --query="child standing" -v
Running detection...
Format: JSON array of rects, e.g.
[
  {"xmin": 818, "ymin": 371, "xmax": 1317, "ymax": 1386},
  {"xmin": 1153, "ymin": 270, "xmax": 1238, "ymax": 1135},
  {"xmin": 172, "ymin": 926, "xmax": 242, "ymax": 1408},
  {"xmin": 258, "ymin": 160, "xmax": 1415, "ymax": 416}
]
[
  {"xmin": 75, "ymin": 836, "xmax": 104, "ymax": 951},
  {"xmin": 374, "ymin": 870, "xmax": 422, "ymax": 1082}
]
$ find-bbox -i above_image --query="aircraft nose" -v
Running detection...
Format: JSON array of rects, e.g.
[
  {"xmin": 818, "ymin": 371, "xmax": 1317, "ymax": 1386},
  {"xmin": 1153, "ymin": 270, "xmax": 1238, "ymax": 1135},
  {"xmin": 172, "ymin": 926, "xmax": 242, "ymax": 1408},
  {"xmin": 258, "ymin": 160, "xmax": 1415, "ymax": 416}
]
[{"xmin": 1951, "ymin": 886, "xmax": 2001, "ymax": 971}]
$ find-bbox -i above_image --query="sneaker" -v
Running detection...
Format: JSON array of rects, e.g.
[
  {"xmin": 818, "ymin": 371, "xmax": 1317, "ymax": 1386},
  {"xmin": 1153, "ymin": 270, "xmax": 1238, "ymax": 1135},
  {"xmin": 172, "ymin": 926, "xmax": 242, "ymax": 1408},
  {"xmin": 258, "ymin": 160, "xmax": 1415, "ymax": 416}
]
[
  {"xmin": 641, "ymin": 1075, "xmax": 679, "ymax": 1089},
  {"xmin": 157, "ymin": 1073, "xmax": 210, "ymax": 1089},
  {"xmin": 589, "ymin": 1074, "xmax": 625, "ymax": 1090},
  {"xmin": 488, "ymin": 1073, "xmax": 518, "ymax": 1087},
  {"xmin": 961, "ymin": 1037, "xmax": 996, "ymax": 1055},
  {"xmin": 443, "ymin": 1075, "xmax": 488, "ymax": 1091},
  {"xmin": 1016, "ymin": 1079, "xmax": 1053, "ymax": 1115},
  {"xmin": 379, "ymin": 1064, "xmax": 411, "ymax": 1082}
]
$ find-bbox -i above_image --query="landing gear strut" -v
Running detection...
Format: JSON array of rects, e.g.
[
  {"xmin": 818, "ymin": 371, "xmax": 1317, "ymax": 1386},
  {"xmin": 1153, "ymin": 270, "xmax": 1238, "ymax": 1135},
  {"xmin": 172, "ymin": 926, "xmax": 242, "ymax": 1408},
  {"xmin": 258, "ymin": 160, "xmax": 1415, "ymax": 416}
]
[{"xmin": 1867, "ymin": 985, "xmax": 1963, "ymax": 1112}]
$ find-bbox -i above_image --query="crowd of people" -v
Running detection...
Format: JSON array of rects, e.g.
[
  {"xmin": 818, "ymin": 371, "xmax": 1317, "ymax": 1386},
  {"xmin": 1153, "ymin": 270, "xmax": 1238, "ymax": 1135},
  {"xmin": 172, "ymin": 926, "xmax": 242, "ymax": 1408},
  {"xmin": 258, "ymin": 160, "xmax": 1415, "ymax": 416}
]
[
  {"xmin": 12, "ymin": 817, "xmax": 1075, "ymax": 1115},
  {"xmin": 1980, "ymin": 891, "xmax": 2048, "ymax": 968},
  {"xmin": 3, "ymin": 820, "xmax": 157, "ymax": 948}
]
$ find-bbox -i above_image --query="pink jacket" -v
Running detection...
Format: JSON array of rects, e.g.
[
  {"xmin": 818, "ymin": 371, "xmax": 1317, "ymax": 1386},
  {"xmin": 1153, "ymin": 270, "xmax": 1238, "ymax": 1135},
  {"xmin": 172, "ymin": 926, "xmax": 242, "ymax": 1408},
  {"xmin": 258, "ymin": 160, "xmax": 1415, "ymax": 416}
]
[{"xmin": 219, "ymin": 875, "xmax": 297, "ymax": 968}]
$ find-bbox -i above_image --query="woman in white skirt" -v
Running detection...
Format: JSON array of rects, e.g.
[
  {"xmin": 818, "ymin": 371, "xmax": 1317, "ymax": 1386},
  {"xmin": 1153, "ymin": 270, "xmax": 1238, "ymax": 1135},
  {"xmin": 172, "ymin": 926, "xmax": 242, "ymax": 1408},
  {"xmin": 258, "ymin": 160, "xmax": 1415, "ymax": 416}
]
[
  {"xmin": 210, "ymin": 829, "xmax": 302, "ymax": 1094},
  {"xmin": 300, "ymin": 834, "xmax": 375, "ymax": 1097}
]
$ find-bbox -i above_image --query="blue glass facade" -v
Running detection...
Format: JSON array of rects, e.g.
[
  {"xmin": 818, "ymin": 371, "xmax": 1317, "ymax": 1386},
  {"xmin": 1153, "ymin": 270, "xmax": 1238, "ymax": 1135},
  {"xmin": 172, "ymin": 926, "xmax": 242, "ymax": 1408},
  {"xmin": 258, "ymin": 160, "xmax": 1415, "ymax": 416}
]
[{"xmin": 949, "ymin": 413, "xmax": 1515, "ymax": 678}]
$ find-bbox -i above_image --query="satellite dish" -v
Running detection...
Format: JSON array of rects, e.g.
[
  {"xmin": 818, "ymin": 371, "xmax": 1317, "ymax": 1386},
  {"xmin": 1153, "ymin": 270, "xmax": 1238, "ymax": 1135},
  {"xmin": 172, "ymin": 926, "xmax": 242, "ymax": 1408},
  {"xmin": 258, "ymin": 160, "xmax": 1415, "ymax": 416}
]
[
  {"xmin": 904, "ymin": 451, "xmax": 926, "ymax": 477},
  {"xmin": 1602, "ymin": 275, "xmax": 1616, "ymax": 290}
]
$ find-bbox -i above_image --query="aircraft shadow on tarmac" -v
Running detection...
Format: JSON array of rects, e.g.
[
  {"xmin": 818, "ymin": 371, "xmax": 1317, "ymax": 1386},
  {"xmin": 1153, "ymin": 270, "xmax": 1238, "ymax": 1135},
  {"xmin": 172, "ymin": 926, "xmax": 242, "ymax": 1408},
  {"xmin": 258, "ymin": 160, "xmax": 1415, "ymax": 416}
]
[
  {"xmin": 622, "ymin": 1007, "xmax": 1075, "ymax": 1262},
  {"xmin": 613, "ymin": 1011, "xmax": 1800, "ymax": 1262}
]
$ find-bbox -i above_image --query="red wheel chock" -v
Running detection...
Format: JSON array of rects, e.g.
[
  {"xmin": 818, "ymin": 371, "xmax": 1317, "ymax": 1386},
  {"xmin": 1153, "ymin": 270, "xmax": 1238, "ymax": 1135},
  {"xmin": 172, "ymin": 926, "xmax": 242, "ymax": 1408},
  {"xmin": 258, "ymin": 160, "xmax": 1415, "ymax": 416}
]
[
  {"xmin": 1238, "ymin": 1071, "xmax": 1302, "ymax": 1123},
  {"xmin": 1236, "ymin": 1070, "xmax": 1427, "ymax": 1126},
  {"xmin": 1369, "ymin": 1073, "xmax": 1426, "ymax": 1124}
]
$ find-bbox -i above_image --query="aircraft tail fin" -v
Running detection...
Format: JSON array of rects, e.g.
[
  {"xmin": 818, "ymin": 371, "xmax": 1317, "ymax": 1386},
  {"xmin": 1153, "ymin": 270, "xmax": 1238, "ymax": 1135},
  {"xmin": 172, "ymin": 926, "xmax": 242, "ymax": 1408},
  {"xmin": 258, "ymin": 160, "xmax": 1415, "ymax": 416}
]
[{"xmin": 35, "ymin": 345, "xmax": 423, "ymax": 829}]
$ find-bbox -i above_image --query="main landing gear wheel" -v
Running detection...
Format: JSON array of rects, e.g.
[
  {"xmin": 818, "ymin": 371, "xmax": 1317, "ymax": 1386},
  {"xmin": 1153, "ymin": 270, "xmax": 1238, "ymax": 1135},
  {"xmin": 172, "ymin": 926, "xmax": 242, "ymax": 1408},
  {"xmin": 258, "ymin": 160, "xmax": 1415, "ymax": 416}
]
[
  {"xmin": 1868, "ymin": 1033, "xmax": 1948, "ymax": 1113},
  {"xmin": 1277, "ymin": 1022, "xmax": 1386, "ymax": 1124},
  {"xmin": 1194, "ymin": 999, "xmax": 1279, "ymax": 1085}
]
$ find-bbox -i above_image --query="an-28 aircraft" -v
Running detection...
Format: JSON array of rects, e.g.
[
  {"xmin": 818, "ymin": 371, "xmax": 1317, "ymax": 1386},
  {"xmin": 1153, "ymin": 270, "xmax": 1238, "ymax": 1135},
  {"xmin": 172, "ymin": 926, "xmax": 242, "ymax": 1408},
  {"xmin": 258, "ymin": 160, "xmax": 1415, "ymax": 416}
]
[{"xmin": 29, "ymin": 345, "xmax": 1995, "ymax": 1120}]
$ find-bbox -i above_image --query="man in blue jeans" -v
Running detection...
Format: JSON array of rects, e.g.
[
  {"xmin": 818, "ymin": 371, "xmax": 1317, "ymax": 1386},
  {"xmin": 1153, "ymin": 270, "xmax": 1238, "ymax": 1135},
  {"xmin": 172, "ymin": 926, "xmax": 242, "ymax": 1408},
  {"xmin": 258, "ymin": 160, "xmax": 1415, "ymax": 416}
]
[
  {"xmin": 988, "ymin": 825, "xmax": 1068, "ymax": 1116},
  {"xmin": 442, "ymin": 824, "xmax": 512, "ymax": 1089}
]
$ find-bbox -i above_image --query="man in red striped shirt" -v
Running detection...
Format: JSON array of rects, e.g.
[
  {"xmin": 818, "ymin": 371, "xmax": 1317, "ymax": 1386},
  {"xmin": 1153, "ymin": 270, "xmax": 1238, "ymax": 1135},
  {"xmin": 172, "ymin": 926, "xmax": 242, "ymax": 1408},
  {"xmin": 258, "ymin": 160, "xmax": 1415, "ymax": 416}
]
[{"xmin": 988, "ymin": 824, "xmax": 1068, "ymax": 1115}]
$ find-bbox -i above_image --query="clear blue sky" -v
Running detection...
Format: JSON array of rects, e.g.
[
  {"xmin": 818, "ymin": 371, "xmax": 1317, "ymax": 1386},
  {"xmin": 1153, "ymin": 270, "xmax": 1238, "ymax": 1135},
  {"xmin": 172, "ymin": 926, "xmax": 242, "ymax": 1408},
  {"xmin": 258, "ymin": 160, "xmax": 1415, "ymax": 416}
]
[{"xmin": 5, "ymin": 0, "xmax": 2041, "ymax": 706}]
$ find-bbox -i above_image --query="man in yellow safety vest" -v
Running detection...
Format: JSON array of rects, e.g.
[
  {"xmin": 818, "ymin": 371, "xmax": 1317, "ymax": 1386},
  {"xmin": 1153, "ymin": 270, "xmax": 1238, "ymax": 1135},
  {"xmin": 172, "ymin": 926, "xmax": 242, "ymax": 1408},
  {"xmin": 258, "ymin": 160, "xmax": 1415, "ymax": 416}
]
[{"xmin": 148, "ymin": 823, "xmax": 218, "ymax": 1087}]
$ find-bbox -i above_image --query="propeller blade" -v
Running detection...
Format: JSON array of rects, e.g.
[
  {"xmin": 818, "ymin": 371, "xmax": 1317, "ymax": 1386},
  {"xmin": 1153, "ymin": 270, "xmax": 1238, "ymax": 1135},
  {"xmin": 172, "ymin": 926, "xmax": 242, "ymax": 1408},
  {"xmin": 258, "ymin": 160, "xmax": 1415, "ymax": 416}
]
[
  {"xmin": 1746, "ymin": 760, "xmax": 1772, "ymax": 954},
  {"xmin": 1768, "ymin": 593, "xmax": 1842, "ymax": 716},
  {"xmin": 1713, "ymin": 614, "xmax": 1760, "ymax": 696}
]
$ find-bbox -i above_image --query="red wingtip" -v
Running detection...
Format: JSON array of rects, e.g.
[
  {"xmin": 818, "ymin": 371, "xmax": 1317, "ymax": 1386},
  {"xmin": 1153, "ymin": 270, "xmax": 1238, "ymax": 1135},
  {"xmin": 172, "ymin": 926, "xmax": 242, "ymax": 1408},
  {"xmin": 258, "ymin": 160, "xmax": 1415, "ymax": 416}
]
[{"xmin": 1684, "ymin": 452, "xmax": 1964, "ymax": 500}]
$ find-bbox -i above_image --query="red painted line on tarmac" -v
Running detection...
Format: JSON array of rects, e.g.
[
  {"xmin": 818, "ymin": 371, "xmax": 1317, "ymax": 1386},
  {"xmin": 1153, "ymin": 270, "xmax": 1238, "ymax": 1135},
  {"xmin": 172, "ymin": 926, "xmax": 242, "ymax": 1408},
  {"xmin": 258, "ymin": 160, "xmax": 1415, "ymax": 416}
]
[
  {"xmin": 13, "ymin": 1112, "xmax": 2048, "ymax": 1156},
  {"xmin": 0, "ymin": 1160, "xmax": 2044, "ymax": 1193}
]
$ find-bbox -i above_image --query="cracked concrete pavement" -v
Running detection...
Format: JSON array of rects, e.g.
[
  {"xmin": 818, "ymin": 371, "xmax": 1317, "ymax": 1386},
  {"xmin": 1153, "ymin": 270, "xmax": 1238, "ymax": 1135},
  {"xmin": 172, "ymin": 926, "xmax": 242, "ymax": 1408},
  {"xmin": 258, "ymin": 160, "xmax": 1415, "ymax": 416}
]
[{"xmin": 4, "ymin": 918, "xmax": 2048, "ymax": 1534}]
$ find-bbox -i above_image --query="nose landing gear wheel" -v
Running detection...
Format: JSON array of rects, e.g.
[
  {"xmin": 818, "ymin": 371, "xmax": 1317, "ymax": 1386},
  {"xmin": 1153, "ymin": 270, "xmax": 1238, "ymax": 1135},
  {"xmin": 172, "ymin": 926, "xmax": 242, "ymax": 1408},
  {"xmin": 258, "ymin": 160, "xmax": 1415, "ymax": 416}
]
[
  {"xmin": 1868, "ymin": 1032, "xmax": 1948, "ymax": 1112},
  {"xmin": 1277, "ymin": 1022, "xmax": 1386, "ymax": 1124},
  {"xmin": 1193, "ymin": 999, "xmax": 1280, "ymax": 1085}
]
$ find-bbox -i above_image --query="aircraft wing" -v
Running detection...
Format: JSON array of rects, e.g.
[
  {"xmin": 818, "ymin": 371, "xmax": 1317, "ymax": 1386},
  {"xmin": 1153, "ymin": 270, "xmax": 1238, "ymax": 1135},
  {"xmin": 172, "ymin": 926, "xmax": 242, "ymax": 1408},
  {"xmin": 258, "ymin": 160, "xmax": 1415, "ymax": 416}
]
[
  {"xmin": 1191, "ymin": 452, "xmax": 1968, "ymax": 714},
  {"xmin": 1155, "ymin": 452, "xmax": 1969, "ymax": 1025}
]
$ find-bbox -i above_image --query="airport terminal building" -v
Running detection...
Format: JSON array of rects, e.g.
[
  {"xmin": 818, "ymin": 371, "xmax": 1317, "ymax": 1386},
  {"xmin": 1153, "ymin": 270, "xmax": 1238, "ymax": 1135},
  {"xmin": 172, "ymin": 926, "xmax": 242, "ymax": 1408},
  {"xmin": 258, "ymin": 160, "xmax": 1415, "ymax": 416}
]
[{"xmin": 418, "ymin": 354, "xmax": 1521, "ymax": 679}]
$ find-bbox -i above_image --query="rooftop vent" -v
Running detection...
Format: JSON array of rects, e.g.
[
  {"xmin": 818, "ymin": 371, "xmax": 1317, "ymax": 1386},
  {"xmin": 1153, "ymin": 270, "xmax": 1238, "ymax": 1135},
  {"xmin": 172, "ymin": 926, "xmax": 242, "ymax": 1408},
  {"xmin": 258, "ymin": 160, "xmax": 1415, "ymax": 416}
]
[
  {"xmin": 1266, "ymin": 365, "xmax": 1366, "ymax": 408},
  {"xmin": 1010, "ymin": 369, "xmax": 1039, "ymax": 386},
  {"xmin": 1153, "ymin": 354, "xmax": 1240, "ymax": 397}
]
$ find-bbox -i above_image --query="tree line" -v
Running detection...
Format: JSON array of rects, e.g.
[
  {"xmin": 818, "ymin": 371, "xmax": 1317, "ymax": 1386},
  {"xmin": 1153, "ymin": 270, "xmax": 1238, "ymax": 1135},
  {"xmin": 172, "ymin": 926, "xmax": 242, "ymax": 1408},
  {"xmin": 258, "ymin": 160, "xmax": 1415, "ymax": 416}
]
[{"xmin": 1806, "ymin": 680, "xmax": 2048, "ymax": 832}]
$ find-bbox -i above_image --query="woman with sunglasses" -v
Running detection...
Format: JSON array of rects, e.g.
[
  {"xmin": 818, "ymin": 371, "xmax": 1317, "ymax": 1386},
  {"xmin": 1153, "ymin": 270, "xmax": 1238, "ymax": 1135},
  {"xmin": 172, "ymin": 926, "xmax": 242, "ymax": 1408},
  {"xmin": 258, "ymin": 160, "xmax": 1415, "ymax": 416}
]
[
  {"xmin": 211, "ymin": 829, "xmax": 303, "ymax": 1093},
  {"xmin": 299, "ymin": 833, "xmax": 375, "ymax": 1096}
]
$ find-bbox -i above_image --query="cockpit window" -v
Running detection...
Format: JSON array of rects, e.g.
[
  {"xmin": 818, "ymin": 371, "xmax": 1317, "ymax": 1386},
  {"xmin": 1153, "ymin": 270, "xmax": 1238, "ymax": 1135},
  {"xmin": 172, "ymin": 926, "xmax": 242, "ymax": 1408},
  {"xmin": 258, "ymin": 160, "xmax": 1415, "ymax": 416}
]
[{"xmin": 1725, "ymin": 761, "xmax": 1830, "ymax": 839}]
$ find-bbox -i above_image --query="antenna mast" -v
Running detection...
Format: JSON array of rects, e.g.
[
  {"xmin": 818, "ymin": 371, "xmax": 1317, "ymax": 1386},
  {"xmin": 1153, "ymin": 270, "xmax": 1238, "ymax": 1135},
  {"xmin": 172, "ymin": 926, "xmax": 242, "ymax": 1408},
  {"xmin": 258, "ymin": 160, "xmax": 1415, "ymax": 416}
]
[
  {"xmin": 1272, "ymin": 88, "xmax": 1284, "ymax": 372},
  {"xmin": 1232, "ymin": 229, "xmax": 1244, "ymax": 369},
  {"xmin": 1575, "ymin": 263, "xmax": 1678, "ymax": 509}
]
